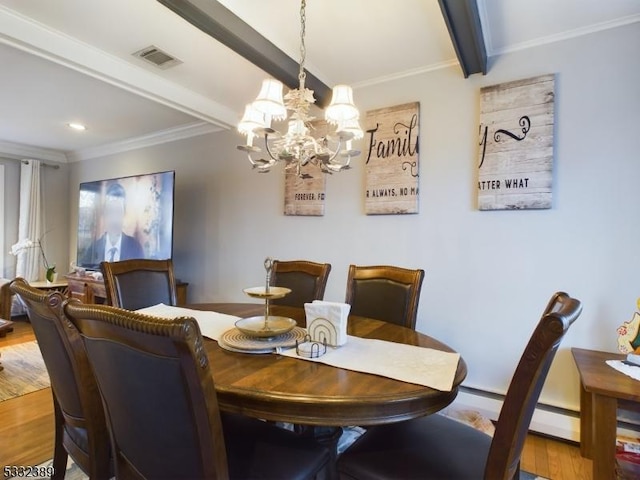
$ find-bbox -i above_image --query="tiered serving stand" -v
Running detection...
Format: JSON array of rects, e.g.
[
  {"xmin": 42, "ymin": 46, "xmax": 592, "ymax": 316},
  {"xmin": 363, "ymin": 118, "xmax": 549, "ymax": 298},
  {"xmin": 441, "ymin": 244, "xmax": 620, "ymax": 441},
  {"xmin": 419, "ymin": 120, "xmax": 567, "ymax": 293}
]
[{"xmin": 219, "ymin": 258, "xmax": 305, "ymax": 353}]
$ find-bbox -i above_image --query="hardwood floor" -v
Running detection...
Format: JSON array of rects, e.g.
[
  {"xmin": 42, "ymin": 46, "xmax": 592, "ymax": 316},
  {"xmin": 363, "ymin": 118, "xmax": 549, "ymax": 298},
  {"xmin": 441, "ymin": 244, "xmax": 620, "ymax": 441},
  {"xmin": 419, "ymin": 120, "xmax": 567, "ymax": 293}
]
[
  {"xmin": 0, "ymin": 320, "xmax": 593, "ymax": 478},
  {"xmin": 0, "ymin": 320, "xmax": 54, "ymax": 470}
]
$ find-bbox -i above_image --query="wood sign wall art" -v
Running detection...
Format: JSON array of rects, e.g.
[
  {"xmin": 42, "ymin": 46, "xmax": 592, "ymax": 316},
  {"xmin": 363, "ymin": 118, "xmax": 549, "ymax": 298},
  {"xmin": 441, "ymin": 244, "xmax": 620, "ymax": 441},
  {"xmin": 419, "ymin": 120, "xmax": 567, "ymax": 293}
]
[
  {"xmin": 364, "ymin": 102, "xmax": 420, "ymax": 215},
  {"xmin": 477, "ymin": 74, "xmax": 555, "ymax": 210},
  {"xmin": 284, "ymin": 165, "xmax": 326, "ymax": 216},
  {"xmin": 283, "ymin": 121, "xmax": 328, "ymax": 216}
]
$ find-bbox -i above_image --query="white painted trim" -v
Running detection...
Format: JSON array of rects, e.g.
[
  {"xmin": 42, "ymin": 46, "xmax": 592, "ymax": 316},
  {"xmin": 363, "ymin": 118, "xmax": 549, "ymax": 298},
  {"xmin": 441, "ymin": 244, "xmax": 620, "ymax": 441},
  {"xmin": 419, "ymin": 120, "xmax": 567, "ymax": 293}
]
[
  {"xmin": 354, "ymin": 11, "xmax": 640, "ymax": 88},
  {"xmin": 66, "ymin": 121, "xmax": 221, "ymax": 162},
  {"xmin": 0, "ymin": 5, "xmax": 237, "ymax": 128},
  {"xmin": 352, "ymin": 59, "xmax": 460, "ymax": 90},
  {"xmin": 490, "ymin": 13, "xmax": 640, "ymax": 57},
  {"xmin": 0, "ymin": 140, "xmax": 67, "ymax": 163},
  {"xmin": 454, "ymin": 387, "xmax": 639, "ymax": 443}
]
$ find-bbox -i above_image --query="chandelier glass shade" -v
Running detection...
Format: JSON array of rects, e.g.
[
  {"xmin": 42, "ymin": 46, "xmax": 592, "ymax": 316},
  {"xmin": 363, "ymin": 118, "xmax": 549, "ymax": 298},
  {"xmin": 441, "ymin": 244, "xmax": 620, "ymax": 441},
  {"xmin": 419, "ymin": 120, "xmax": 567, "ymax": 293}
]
[{"xmin": 237, "ymin": 0, "xmax": 362, "ymax": 177}]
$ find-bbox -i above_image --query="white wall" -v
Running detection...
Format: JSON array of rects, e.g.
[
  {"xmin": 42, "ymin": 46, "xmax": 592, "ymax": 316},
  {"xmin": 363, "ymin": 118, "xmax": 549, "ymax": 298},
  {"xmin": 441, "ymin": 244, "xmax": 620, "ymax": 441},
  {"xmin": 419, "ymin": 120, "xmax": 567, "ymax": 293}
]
[{"xmin": 68, "ymin": 22, "xmax": 640, "ymax": 413}]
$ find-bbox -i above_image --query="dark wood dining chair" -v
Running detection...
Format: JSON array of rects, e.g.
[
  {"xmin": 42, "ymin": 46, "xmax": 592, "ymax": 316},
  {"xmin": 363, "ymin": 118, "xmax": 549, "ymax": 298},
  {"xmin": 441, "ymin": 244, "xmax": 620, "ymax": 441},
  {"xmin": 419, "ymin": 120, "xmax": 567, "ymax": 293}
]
[
  {"xmin": 271, "ymin": 259, "xmax": 332, "ymax": 308},
  {"xmin": 101, "ymin": 258, "xmax": 177, "ymax": 310},
  {"xmin": 64, "ymin": 300, "xmax": 330, "ymax": 480},
  {"xmin": 337, "ymin": 291, "xmax": 583, "ymax": 480},
  {"xmin": 345, "ymin": 264, "xmax": 425, "ymax": 330},
  {"xmin": 10, "ymin": 278, "xmax": 111, "ymax": 480}
]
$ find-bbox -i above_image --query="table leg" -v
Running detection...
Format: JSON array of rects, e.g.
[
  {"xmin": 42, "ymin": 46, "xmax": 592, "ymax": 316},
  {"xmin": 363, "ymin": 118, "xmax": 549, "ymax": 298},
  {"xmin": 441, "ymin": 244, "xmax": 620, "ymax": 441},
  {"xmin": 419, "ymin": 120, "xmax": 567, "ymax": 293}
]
[
  {"xmin": 579, "ymin": 381, "xmax": 593, "ymax": 459},
  {"xmin": 592, "ymin": 394, "xmax": 617, "ymax": 480}
]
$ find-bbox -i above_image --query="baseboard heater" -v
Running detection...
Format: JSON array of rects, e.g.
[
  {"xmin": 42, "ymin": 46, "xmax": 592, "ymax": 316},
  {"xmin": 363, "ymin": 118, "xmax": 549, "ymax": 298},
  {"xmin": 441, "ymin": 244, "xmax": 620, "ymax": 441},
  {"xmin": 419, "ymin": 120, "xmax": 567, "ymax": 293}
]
[{"xmin": 453, "ymin": 385, "xmax": 639, "ymax": 442}]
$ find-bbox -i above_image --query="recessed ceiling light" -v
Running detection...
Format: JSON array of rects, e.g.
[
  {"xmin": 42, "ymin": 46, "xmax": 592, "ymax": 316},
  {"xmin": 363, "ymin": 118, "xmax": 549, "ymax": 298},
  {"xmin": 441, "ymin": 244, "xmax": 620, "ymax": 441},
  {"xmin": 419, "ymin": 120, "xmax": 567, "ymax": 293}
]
[{"xmin": 67, "ymin": 123, "xmax": 87, "ymax": 131}]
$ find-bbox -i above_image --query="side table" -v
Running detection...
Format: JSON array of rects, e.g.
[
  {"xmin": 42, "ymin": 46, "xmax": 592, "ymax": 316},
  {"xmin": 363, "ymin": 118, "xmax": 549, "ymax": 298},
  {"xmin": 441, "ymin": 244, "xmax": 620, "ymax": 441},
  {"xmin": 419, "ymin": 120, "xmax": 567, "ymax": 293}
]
[
  {"xmin": 0, "ymin": 318, "xmax": 14, "ymax": 337},
  {"xmin": 0, "ymin": 318, "xmax": 15, "ymax": 372},
  {"xmin": 572, "ymin": 347, "xmax": 640, "ymax": 480}
]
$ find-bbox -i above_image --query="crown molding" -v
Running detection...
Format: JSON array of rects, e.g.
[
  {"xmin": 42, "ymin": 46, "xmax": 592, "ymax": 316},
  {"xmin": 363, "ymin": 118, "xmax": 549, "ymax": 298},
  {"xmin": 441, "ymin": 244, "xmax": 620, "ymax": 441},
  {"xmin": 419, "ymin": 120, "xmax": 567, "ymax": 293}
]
[
  {"xmin": 0, "ymin": 140, "xmax": 67, "ymax": 163},
  {"xmin": 0, "ymin": 5, "xmax": 237, "ymax": 128},
  {"xmin": 352, "ymin": 59, "xmax": 460, "ymax": 90},
  {"xmin": 490, "ymin": 13, "xmax": 640, "ymax": 56},
  {"xmin": 67, "ymin": 121, "xmax": 221, "ymax": 162}
]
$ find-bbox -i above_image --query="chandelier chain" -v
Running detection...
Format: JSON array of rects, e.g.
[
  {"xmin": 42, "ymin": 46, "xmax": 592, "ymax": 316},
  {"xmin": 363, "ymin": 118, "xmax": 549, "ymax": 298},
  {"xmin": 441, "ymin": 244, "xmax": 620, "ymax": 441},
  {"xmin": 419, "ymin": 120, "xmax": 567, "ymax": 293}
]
[{"xmin": 298, "ymin": 0, "xmax": 306, "ymax": 86}]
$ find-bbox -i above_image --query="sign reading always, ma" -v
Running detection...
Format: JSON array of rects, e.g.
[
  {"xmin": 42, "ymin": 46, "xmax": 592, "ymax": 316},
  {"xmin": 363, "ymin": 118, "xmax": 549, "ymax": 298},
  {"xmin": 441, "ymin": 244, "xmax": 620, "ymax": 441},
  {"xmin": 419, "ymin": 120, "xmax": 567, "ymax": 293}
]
[
  {"xmin": 478, "ymin": 74, "xmax": 555, "ymax": 210},
  {"xmin": 364, "ymin": 102, "xmax": 420, "ymax": 215}
]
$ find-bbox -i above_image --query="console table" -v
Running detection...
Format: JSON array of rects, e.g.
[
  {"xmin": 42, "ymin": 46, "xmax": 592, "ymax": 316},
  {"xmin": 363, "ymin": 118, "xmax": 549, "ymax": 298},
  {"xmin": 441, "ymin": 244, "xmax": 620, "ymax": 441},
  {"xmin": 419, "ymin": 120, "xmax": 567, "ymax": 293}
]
[{"xmin": 65, "ymin": 274, "xmax": 189, "ymax": 306}]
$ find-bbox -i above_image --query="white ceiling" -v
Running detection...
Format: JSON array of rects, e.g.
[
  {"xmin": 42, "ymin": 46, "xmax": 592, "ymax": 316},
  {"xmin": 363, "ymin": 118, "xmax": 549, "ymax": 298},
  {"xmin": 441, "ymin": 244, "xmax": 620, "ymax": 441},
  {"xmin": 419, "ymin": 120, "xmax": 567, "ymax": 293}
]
[{"xmin": 0, "ymin": 0, "xmax": 638, "ymax": 162}]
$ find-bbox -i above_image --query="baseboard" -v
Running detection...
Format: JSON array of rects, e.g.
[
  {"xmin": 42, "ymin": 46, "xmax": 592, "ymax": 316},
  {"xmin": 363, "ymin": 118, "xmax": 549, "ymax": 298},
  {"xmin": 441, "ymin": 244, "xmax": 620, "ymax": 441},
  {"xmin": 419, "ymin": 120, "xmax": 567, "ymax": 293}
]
[
  {"xmin": 453, "ymin": 387, "xmax": 581, "ymax": 441},
  {"xmin": 453, "ymin": 386, "xmax": 639, "ymax": 442}
]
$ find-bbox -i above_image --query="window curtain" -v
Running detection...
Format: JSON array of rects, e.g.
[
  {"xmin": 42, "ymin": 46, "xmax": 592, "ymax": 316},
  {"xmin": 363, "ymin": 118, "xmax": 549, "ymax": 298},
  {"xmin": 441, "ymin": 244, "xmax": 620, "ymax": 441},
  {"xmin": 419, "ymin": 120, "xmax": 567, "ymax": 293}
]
[
  {"xmin": 0, "ymin": 164, "xmax": 4, "ymax": 278},
  {"xmin": 16, "ymin": 159, "xmax": 43, "ymax": 281}
]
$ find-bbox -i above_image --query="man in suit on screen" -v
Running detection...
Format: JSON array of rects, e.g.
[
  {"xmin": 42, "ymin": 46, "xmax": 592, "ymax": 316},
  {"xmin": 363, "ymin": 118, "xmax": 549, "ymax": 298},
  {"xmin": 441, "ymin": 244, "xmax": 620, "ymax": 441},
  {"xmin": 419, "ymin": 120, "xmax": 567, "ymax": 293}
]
[{"xmin": 81, "ymin": 182, "xmax": 144, "ymax": 267}]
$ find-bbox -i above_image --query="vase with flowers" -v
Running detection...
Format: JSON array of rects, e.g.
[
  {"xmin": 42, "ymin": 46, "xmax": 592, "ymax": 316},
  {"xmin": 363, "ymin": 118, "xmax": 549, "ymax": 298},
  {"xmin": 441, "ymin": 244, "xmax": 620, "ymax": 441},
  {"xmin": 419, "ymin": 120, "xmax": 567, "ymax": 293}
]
[{"xmin": 10, "ymin": 231, "xmax": 56, "ymax": 282}]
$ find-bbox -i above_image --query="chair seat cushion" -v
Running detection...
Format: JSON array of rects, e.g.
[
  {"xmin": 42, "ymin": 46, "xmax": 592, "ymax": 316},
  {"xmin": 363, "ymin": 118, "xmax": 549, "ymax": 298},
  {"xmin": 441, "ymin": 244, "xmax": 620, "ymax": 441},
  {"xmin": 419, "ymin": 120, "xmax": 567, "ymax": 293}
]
[
  {"xmin": 222, "ymin": 413, "xmax": 329, "ymax": 480},
  {"xmin": 337, "ymin": 413, "xmax": 492, "ymax": 480},
  {"xmin": 63, "ymin": 424, "xmax": 89, "ymax": 453}
]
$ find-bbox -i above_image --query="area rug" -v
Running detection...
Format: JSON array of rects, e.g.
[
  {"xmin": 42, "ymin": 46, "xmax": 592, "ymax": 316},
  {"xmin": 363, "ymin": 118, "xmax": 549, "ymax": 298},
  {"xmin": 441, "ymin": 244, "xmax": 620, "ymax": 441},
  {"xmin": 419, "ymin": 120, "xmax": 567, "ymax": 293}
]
[{"xmin": 0, "ymin": 341, "xmax": 50, "ymax": 402}]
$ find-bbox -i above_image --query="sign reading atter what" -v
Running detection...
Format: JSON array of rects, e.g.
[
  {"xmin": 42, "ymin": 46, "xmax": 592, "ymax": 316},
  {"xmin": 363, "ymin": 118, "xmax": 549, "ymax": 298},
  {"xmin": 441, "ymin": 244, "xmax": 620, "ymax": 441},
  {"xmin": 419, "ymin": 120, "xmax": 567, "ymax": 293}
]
[
  {"xmin": 477, "ymin": 74, "xmax": 555, "ymax": 210},
  {"xmin": 364, "ymin": 102, "xmax": 420, "ymax": 215}
]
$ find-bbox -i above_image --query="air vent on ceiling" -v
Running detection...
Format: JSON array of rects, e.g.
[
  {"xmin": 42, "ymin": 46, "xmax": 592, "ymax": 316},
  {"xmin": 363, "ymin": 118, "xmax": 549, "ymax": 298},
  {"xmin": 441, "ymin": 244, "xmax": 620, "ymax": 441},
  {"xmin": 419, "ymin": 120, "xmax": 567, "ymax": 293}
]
[{"xmin": 133, "ymin": 45, "xmax": 182, "ymax": 69}]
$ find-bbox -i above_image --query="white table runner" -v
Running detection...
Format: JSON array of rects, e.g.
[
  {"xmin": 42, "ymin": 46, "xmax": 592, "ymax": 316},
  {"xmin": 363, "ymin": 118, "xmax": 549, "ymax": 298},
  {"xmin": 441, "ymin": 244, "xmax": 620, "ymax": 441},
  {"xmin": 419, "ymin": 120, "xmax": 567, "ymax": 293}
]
[
  {"xmin": 280, "ymin": 336, "xmax": 459, "ymax": 391},
  {"xmin": 138, "ymin": 303, "xmax": 239, "ymax": 341},
  {"xmin": 138, "ymin": 304, "xmax": 460, "ymax": 392}
]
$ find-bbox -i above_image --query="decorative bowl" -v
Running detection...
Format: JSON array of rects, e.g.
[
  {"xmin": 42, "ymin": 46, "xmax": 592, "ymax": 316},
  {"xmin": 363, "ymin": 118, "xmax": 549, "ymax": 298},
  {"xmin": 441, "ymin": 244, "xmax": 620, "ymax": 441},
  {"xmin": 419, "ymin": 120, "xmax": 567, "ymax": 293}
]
[{"xmin": 235, "ymin": 315, "xmax": 297, "ymax": 338}]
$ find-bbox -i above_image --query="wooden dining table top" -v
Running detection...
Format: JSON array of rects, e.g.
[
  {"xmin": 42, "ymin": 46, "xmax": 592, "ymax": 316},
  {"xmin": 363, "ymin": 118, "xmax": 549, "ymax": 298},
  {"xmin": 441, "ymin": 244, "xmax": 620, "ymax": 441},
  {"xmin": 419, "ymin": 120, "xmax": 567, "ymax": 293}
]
[{"xmin": 189, "ymin": 302, "xmax": 468, "ymax": 427}]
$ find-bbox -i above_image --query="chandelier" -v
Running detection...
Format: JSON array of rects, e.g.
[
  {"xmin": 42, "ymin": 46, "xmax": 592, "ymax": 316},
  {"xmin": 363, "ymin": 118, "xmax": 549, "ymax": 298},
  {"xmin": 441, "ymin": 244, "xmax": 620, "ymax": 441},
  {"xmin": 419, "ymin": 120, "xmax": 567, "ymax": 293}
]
[{"xmin": 237, "ymin": 0, "xmax": 362, "ymax": 178}]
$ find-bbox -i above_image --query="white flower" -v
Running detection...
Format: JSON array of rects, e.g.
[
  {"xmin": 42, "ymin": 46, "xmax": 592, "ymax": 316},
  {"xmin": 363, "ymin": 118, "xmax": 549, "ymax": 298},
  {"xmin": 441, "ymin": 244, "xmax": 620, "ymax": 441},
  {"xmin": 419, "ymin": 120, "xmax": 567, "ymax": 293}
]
[{"xmin": 10, "ymin": 238, "xmax": 34, "ymax": 256}]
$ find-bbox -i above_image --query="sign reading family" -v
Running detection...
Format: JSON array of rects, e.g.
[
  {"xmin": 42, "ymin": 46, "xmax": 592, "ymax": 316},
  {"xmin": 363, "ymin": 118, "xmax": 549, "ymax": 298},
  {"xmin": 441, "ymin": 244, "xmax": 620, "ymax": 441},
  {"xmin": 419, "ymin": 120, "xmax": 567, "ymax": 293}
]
[
  {"xmin": 364, "ymin": 102, "xmax": 420, "ymax": 215},
  {"xmin": 477, "ymin": 74, "xmax": 555, "ymax": 210}
]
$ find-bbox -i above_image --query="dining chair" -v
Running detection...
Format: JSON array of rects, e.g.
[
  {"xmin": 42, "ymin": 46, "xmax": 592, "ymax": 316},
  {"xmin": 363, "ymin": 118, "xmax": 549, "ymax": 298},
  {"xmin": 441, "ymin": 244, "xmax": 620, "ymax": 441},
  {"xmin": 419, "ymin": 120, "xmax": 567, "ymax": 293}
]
[
  {"xmin": 271, "ymin": 259, "xmax": 332, "ymax": 308},
  {"xmin": 337, "ymin": 291, "xmax": 583, "ymax": 480},
  {"xmin": 344, "ymin": 264, "xmax": 425, "ymax": 330},
  {"xmin": 63, "ymin": 300, "xmax": 330, "ymax": 480},
  {"xmin": 10, "ymin": 278, "xmax": 111, "ymax": 480},
  {"xmin": 101, "ymin": 258, "xmax": 177, "ymax": 310}
]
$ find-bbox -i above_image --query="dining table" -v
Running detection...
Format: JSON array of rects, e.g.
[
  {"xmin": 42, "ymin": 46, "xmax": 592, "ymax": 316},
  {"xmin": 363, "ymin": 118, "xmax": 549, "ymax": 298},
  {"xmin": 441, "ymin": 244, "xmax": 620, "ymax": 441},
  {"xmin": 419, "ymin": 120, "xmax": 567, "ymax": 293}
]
[{"xmin": 189, "ymin": 302, "xmax": 468, "ymax": 427}]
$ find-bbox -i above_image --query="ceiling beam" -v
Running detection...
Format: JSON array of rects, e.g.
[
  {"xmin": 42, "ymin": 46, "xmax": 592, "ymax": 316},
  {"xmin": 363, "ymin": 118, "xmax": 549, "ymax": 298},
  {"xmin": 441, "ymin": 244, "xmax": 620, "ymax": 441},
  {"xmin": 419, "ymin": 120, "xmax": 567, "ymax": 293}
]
[
  {"xmin": 156, "ymin": 0, "xmax": 332, "ymax": 107},
  {"xmin": 438, "ymin": 0, "xmax": 487, "ymax": 78}
]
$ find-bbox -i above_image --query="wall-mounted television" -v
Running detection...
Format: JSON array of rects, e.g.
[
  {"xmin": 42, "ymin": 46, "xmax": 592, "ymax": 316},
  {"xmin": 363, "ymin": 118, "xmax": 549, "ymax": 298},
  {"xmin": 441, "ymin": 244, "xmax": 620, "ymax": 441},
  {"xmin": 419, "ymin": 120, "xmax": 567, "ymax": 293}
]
[{"xmin": 76, "ymin": 171, "xmax": 175, "ymax": 270}]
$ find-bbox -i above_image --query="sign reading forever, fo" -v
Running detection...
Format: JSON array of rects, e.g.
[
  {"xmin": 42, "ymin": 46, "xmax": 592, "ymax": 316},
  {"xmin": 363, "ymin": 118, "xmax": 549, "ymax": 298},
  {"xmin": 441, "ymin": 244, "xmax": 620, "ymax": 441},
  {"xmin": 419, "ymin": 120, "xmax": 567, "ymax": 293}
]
[
  {"xmin": 478, "ymin": 74, "xmax": 555, "ymax": 210},
  {"xmin": 364, "ymin": 102, "xmax": 420, "ymax": 215},
  {"xmin": 283, "ymin": 120, "xmax": 328, "ymax": 216}
]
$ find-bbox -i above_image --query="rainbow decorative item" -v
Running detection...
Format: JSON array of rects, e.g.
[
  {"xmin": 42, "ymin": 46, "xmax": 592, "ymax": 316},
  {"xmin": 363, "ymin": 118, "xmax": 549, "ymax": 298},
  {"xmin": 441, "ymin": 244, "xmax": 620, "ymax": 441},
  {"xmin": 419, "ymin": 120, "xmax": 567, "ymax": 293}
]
[{"xmin": 616, "ymin": 298, "xmax": 640, "ymax": 355}]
